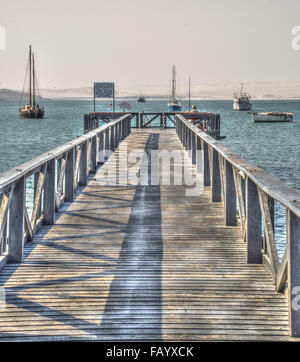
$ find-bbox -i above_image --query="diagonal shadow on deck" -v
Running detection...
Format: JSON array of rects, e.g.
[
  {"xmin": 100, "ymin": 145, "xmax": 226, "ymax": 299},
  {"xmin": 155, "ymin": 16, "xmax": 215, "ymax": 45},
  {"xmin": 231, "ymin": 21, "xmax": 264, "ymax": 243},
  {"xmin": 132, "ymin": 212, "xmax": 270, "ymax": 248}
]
[{"xmin": 100, "ymin": 133, "xmax": 163, "ymax": 341}]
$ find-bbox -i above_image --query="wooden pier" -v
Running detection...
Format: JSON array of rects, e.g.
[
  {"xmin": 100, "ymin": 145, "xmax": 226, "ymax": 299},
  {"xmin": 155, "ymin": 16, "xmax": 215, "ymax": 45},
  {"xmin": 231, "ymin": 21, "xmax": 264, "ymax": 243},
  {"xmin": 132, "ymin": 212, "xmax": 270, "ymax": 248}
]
[{"xmin": 0, "ymin": 114, "xmax": 300, "ymax": 341}]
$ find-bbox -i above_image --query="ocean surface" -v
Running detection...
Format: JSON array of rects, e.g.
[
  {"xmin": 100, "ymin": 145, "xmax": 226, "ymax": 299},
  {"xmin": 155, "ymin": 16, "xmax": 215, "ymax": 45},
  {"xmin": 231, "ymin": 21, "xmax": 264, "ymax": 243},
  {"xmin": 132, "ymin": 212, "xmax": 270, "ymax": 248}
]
[{"xmin": 1, "ymin": 99, "xmax": 300, "ymax": 259}]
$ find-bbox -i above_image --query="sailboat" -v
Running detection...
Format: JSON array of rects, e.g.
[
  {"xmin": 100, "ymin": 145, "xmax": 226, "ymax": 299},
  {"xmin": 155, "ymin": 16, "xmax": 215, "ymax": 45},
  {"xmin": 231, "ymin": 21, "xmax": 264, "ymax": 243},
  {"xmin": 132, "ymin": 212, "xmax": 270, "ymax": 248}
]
[
  {"xmin": 168, "ymin": 65, "xmax": 182, "ymax": 112},
  {"xmin": 19, "ymin": 45, "xmax": 44, "ymax": 118}
]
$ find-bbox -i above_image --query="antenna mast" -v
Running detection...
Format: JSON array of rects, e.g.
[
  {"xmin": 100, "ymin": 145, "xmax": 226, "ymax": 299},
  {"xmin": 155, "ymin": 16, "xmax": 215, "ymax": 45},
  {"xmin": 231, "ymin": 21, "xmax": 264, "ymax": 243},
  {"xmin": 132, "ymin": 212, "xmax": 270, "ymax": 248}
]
[
  {"xmin": 172, "ymin": 65, "xmax": 176, "ymax": 99},
  {"xmin": 29, "ymin": 45, "xmax": 32, "ymax": 106}
]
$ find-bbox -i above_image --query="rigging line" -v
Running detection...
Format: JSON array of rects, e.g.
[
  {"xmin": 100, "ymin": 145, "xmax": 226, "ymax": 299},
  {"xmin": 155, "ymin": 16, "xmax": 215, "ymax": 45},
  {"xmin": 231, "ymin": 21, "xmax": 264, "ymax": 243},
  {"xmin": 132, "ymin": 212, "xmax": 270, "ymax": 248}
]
[
  {"xmin": 33, "ymin": 52, "xmax": 43, "ymax": 107},
  {"xmin": 19, "ymin": 57, "xmax": 30, "ymax": 108}
]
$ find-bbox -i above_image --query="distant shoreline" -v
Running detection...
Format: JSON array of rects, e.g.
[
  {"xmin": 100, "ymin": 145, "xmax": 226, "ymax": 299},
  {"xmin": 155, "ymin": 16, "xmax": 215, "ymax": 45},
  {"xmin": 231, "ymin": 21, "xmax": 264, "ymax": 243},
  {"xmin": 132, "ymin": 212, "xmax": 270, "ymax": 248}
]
[{"xmin": 2, "ymin": 97, "xmax": 300, "ymax": 102}]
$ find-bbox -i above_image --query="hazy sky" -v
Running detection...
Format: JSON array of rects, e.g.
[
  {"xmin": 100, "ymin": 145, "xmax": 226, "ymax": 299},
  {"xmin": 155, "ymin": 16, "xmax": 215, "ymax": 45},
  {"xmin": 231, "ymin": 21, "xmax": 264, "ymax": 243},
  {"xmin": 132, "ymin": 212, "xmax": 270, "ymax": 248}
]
[{"xmin": 1, "ymin": 0, "xmax": 300, "ymax": 89}]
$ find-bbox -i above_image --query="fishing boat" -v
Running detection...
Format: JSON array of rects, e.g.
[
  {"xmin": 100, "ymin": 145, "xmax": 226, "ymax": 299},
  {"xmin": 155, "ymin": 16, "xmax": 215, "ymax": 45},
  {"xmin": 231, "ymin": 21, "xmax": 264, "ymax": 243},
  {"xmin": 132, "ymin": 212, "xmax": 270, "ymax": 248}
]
[
  {"xmin": 233, "ymin": 84, "xmax": 252, "ymax": 111},
  {"xmin": 168, "ymin": 65, "xmax": 182, "ymax": 112},
  {"xmin": 19, "ymin": 45, "xmax": 44, "ymax": 119},
  {"xmin": 251, "ymin": 112, "xmax": 293, "ymax": 123},
  {"xmin": 137, "ymin": 96, "xmax": 146, "ymax": 103}
]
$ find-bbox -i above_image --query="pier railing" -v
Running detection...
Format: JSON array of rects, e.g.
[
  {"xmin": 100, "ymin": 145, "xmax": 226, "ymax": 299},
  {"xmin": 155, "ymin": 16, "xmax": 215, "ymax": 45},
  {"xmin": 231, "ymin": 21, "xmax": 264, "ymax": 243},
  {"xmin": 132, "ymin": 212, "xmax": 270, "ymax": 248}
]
[
  {"xmin": 175, "ymin": 114, "xmax": 300, "ymax": 337},
  {"xmin": 84, "ymin": 112, "xmax": 223, "ymax": 138},
  {"xmin": 0, "ymin": 114, "xmax": 131, "ymax": 269}
]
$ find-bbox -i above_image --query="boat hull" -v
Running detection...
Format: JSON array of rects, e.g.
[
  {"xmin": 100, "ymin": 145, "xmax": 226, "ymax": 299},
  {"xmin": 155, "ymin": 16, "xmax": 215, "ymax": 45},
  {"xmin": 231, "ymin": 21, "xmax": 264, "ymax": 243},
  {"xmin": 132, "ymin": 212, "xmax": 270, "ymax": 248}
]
[
  {"xmin": 253, "ymin": 116, "xmax": 292, "ymax": 123},
  {"xmin": 233, "ymin": 100, "xmax": 252, "ymax": 111},
  {"xmin": 168, "ymin": 105, "xmax": 182, "ymax": 112},
  {"xmin": 19, "ymin": 109, "xmax": 45, "ymax": 119},
  {"xmin": 252, "ymin": 112, "xmax": 293, "ymax": 123}
]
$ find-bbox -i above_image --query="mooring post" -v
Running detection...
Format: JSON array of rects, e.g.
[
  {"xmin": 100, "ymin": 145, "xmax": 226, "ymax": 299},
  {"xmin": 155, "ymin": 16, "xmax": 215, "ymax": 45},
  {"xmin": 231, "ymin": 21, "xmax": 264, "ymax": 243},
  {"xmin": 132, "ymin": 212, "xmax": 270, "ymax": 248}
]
[
  {"xmin": 43, "ymin": 159, "xmax": 56, "ymax": 223},
  {"xmin": 183, "ymin": 124, "xmax": 186, "ymax": 148},
  {"xmin": 90, "ymin": 135, "xmax": 97, "ymax": 174},
  {"xmin": 203, "ymin": 141, "xmax": 211, "ymax": 186},
  {"xmin": 225, "ymin": 160, "xmax": 237, "ymax": 225},
  {"xmin": 246, "ymin": 177, "xmax": 262, "ymax": 263},
  {"xmin": 288, "ymin": 210, "xmax": 300, "ymax": 337},
  {"xmin": 212, "ymin": 148, "xmax": 221, "ymax": 202},
  {"xmin": 79, "ymin": 141, "xmax": 88, "ymax": 186},
  {"xmin": 65, "ymin": 148, "xmax": 75, "ymax": 201},
  {"xmin": 8, "ymin": 177, "xmax": 25, "ymax": 263}
]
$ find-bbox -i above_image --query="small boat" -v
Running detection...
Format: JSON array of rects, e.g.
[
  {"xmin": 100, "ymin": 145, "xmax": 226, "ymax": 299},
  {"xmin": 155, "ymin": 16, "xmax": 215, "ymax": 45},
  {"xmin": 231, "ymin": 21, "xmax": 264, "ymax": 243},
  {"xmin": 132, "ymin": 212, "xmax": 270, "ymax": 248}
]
[
  {"xmin": 251, "ymin": 112, "xmax": 293, "ymax": 123},
  {"xmin": 233, "ymin": 84, "xmax": 252, "ymax": 111},
  {"xmin": 19, "ymin": 45, "xmax": 44, "ymax": 119},
  {"xmin": 137, "ymin": 96, "xmax": 146, "ymax": 103},
  {"xmin": 168, "ymin": 65, "xmax": 182, "ymax": 112}
]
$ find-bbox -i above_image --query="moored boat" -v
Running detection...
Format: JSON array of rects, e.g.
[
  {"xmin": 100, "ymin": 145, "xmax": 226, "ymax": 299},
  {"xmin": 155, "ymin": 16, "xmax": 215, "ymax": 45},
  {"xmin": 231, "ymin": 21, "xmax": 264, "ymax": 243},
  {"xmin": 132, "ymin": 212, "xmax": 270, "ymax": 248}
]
[
  {"xmin": 19, "ymin": 45, "xmax": 44, "ymax": 119},
  {"xmin": 137, "ymin": 96, "xmax": 146, "ymax": 103},
  {"xmin": 233, "ymin": 84, "xmax": 252, "ymax": 111},
  {"xmin": 251, "ymin": 111, "xmax": 293, "ymax": 123},
  {"xmin": 168, "ymin": 65, "xmax": 182, "ymax": 112}
]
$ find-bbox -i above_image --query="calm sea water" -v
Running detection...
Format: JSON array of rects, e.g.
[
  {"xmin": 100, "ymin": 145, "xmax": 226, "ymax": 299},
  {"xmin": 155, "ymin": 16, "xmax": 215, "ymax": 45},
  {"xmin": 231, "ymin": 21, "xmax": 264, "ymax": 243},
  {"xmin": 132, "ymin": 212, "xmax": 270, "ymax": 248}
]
[{"xmin": 0, "ymin": 99, "xmax": 299, "ymax": 258}]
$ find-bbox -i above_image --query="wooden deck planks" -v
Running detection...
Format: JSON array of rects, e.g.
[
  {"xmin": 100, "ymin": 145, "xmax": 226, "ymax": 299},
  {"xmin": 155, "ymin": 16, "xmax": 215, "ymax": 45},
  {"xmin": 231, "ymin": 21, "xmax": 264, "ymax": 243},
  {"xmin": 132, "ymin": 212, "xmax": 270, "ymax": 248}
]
[{"xmin": 0, "ymin": 129, "xmax": 293, "ymax": 341}]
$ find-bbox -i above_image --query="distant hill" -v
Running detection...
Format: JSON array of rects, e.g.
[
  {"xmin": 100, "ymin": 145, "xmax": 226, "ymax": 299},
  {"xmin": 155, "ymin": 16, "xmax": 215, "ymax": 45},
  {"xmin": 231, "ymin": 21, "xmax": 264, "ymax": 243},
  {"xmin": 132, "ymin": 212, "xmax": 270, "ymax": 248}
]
[
  {"xmin": 2, "ymin": 82, "xmax": 300, "ymax": 100},
  {"xmin": 0, "ymin": 88, "xmax": 46, "ymax": 101},
  {"xmin": 41, "ymin": 82, "xmax": 300, "ymax": 100},
  {"xmin": 0, "ymin": 88, "xmax": 23, "ymax": 101}
]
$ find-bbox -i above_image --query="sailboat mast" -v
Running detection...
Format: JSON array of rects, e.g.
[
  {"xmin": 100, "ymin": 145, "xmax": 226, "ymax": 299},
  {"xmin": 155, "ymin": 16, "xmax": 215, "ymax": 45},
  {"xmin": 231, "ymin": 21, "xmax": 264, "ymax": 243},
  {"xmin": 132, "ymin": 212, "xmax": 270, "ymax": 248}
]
[
  {"xmin": 29, "ymin": 45, "xmax": 32, "ymax": 107},
  {"xmin": 32, "ymin": 52, "xmax": 35, "ymax": 107},
  {"xmin": 188, "ymin": 77, "xmax": 191, "ymax": 111},
  {"xmin": 172, "ymin": 65, "xmax": 176, "ymax": 99}
]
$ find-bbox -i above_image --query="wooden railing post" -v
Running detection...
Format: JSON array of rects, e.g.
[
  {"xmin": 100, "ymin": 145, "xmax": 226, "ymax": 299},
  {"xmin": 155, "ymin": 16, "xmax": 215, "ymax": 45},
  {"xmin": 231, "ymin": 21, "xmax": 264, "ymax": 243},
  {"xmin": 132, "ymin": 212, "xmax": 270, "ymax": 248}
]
[
  {"xmin": 196, "ymin": 136, "xmax": 202, "ymax": 173},
  {"xmin": 212, "ymin": 148, "xmax": 221, "ymax": 202},
  {"xmin": 115, "ymin": 123, "xmax": 119, "ymax": 148},
  {"xmin": 126, "ymin": 118, "xmax": 129, "ymax": 136},
  {"xmin": 65, "ymin": 148, "xmax": 75, "ymax": 201},
  {"xmin": 225, "ymin": 161, "xmax": 237, "ymax": 226},
  {"xmin": 246, "ymin": 177, "xmax": 262, "ymax": 263},
  {"xmin": 8, "ymin": 177, "xmax": 25, "ymax": 262},
  {"xmin": 105, "ymin": 128, "xmax": 110, "ymax": 157},
  {"xmin": 203, "ymin": 141, "xmax": 210, "ymax": 186},
  {"xmin": 183, "ymin": 124, "xmax": 186, "ymax": 148},
  {"xmin": 79, "ymin": 141, "xmax": 88, "ymax": 186},
  {"xmin": 110, "ymin": 126, "xmax": 115, "ymax": 151},
  {"xmin": 188, "ymin": 128, "xmax": 192, "ymax": 157},
  {"xmin": 90, "ymin": 135, "xmax": 97, "ymax": 174},
  {"xmin": 120, "ymin": 120, "xmax": 124, "ymax": 140},
  {"xmin": 185, "ymin": 126, "xmax": 188, "ymax": 149},
  {"xmin": 192, "ymin": 132, "xmax": 196, "ymax": 164},
  {"xmin": 98, "ymin": 132, "xmax": 104, "ymax": 165},
  {"xmin": 288, "ymin": 210, "xmax": 300, "ymax": 337},
  {"xmin": 43, "ymin": 159, "xmax": 56, "ymax": 223}
]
